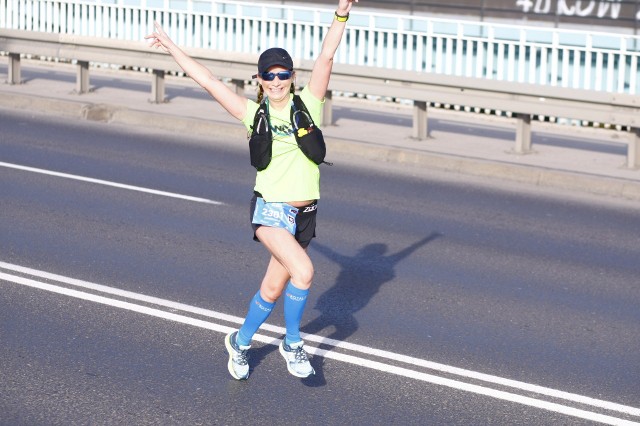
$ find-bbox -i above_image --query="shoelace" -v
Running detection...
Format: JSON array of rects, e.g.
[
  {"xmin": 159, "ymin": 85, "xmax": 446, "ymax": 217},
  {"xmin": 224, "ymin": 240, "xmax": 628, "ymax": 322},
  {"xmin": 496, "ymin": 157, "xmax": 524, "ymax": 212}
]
[
  {"xmin": 234, "ymin": 349, "xmax": 249, "ymax": 366},
  {"xmin": 293, "ymin": 346, "xmax": 309, "ymax": 363}
]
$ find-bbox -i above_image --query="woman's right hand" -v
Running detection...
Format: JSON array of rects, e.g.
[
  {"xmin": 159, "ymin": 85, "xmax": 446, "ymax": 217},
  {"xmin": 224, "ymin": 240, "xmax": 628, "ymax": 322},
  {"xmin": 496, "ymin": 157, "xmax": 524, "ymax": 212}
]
[{"xmin": 145, "ymin": 21, "xmax": 173, "ymax": 53}]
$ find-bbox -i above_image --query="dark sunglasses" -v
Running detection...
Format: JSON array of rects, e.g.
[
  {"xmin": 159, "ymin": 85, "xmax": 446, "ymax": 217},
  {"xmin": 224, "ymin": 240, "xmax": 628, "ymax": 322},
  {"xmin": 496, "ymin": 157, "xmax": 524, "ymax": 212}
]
[{"xmin": 253, "ymin": 70, "xmax": 293, "ymax": 81}]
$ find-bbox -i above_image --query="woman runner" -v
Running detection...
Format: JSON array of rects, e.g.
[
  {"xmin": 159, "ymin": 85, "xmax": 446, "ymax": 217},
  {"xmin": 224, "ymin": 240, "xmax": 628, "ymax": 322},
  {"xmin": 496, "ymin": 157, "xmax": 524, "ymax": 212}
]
[{"xmin": 146, "ymin": 0, "xmax": 359, "ymax": 379}]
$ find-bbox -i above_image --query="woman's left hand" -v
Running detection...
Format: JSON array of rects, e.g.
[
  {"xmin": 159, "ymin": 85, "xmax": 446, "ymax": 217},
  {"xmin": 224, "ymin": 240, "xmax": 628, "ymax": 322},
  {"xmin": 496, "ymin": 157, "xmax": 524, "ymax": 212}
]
[{"xmin": 337, "ymin": 0, "xmax": 358, "ymax": 16}]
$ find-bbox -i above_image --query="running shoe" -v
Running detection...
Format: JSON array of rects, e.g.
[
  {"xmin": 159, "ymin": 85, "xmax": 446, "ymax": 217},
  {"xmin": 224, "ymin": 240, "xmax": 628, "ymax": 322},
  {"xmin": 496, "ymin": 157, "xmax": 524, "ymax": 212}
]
[
  {"xmin": 279, "ymin": 339, "xmax": 315, "ymax": 378},
  {"xmin": 224, "ymin": 331, "xmax": 250, "ymax": 380}
]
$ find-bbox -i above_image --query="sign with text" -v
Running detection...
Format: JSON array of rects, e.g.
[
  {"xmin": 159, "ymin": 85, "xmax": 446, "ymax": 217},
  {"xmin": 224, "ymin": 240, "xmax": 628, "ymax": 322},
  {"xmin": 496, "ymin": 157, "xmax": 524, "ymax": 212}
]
[{"xmin": 274, "ymin": 0, "xmax": 639, "ymax": 29}]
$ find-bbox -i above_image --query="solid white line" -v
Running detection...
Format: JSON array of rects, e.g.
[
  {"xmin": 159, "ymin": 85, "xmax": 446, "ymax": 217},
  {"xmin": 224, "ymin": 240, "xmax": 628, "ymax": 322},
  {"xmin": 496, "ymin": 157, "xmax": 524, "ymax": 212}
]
[
  {"xmin": 306, "ymin": 348, "xmax": 639, "ymax": 426},
  {"xmin": 1, "ymin": 271, "xmax": 638, "ymax": 426},
  {"xmin": 1, "ymin": 261, "xmax": 638, "ymax": 418},
  {"xmin": 0, "ymin": 161, "xmax": 224, "ymax": 205},
  {"xmin": 0, "ymin": 260, "xmax": 245, "ymax": 325},
  {"xmin": 301, "ymin": 338, "xmax": 640, "ymax": 418}
]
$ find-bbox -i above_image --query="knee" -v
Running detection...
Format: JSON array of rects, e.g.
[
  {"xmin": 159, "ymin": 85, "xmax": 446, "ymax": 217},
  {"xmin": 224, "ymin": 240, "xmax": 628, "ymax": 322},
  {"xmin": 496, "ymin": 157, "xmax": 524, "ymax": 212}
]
[
  {"xmin": 290, "ymin": 263, "xmax": 314, "ymax": 289},
  {"xmin": 261, "ymin": 283, "xmax": 285, "ymax": 302}
]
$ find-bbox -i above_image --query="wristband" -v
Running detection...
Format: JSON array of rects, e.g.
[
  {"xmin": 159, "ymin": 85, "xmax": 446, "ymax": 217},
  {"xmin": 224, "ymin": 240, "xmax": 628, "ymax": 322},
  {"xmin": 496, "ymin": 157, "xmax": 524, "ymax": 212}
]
[{"xmin": 335, "ymin": 11, "xmax": 349, "ymax": 22}]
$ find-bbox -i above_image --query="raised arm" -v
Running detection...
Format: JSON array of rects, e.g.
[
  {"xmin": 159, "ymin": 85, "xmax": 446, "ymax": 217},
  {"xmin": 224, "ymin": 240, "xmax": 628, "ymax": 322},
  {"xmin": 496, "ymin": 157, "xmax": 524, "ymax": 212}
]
[
  {"xmin": 146, "ymin": 22, "xmax": 247, "ymax": 120},
  {"xmin": 307, "ymin": 0, "xmax": 358, "ymax": 100}
]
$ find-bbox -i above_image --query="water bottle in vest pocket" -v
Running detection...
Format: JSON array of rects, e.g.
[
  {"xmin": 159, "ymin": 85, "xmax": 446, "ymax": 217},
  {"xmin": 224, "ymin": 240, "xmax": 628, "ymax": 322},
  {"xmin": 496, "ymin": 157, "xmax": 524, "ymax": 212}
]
[
  {"xmin": 248, "ymin": 103, "xmax": 272, "ymax": 171},
  {"xmin": 291, "ymin": 96, "xmax": 327, "ymax": 165},
  {"xmin": 292, "ymin": 110, "xmax": 326, "ymax": 165}
]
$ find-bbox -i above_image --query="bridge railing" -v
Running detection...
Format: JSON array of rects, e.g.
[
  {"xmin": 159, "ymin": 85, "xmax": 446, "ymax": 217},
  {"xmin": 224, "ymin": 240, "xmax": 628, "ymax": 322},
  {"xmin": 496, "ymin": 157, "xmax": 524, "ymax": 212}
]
[
  {"xmin": 1, "ymin": 28, "xmax": 638, "ymax": 169},
  {"xmin": 1, "ymin": 0, "xmax": 639, "ymax": 94}
]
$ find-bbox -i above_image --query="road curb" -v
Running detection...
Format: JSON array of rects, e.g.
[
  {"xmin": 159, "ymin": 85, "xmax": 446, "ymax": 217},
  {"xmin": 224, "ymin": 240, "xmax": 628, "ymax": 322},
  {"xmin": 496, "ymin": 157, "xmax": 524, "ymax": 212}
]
[
  {"xmin": 111, "ymin": 108, "xmax": 248, "ymax": 140},
  {"xmin": 1, "ymin": 91, "xmax": 89, "ymax": 118},
  {"xmin": 3, "ymin": 91, "xmax": 640, "ymax": 202}
]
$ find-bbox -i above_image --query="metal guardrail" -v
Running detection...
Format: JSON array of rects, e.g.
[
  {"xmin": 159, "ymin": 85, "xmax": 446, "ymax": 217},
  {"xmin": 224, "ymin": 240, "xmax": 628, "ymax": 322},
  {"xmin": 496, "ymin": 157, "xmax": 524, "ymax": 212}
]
[
  {"xmin": 2, "ymin": 0, "xmax": 639, "ymax": 95},
  {"xmin": 1, "ymin": 28, "xmax": 639, "ymax": 169}
]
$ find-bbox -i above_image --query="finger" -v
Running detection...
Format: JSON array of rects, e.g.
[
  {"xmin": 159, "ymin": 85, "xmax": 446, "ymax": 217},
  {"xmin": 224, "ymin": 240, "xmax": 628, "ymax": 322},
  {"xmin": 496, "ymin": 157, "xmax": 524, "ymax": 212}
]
[{"xmin": 154, "ymin": 22, "xmax": 166, "ymax": 35}]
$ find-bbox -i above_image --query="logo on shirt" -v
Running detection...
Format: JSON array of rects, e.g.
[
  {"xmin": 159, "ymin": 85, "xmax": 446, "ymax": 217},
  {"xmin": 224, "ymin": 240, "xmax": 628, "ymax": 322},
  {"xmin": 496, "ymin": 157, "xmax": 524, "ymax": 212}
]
[{"xmin": 271, "ymin": 123, "xmax": 293, "ymax": 137}]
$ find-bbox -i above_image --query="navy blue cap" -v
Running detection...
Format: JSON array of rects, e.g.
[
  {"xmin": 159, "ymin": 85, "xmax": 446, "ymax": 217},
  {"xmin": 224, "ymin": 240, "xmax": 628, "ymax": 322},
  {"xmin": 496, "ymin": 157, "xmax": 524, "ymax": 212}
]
[{"xmin": 253, "ymin": 47, "xmax": 294, "ymax": 77}]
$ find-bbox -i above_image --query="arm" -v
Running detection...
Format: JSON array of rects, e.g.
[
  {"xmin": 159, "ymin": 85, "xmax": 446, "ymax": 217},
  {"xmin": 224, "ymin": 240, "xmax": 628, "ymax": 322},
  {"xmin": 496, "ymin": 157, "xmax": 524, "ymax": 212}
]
[
  {"xmin": 307, "ymin": 0, "xmax": 358, "ymax": 100},
  {"xmin": 146, "ymin": 22, "xmax": 247, "ymax": 120}
]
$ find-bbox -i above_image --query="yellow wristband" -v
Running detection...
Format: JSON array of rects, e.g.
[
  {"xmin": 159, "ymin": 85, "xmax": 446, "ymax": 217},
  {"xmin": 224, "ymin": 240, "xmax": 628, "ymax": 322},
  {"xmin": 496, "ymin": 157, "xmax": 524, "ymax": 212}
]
[{"xmin": 335, "ymin": 11, "xmax": 349, "ymax": 22}]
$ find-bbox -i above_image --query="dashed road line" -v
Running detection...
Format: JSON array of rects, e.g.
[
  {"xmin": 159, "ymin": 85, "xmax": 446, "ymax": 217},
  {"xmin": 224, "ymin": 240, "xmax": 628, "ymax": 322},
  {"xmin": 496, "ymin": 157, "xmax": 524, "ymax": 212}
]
[{"xmin": 0, "ymin": 161, "xmax": 224, "ymax": 205}]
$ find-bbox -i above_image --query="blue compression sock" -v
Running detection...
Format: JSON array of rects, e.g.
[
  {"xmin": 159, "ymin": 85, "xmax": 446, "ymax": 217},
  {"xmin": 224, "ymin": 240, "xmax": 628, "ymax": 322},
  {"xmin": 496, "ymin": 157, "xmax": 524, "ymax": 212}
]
[
  {"xmin": 237, "ymin": 291, "xmax": 275, "ymax": 346},
  {"xmin": 284, "ymin": 281, "xmax": 309, "ymax": 344}
]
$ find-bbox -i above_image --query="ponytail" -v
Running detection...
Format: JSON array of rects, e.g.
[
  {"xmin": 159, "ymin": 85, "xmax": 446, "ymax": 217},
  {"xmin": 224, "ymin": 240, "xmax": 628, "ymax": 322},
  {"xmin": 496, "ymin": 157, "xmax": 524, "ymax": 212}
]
[{"xmin": 257, "ymin": 86, "xmax": 264, "ymax": 104}]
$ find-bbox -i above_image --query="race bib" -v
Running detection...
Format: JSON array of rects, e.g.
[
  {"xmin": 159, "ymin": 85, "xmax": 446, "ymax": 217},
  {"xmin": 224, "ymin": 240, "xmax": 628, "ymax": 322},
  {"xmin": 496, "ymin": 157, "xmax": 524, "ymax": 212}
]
[{"xmin": 252, "ymin": 197, "xmax": 298, "ymax": 235}]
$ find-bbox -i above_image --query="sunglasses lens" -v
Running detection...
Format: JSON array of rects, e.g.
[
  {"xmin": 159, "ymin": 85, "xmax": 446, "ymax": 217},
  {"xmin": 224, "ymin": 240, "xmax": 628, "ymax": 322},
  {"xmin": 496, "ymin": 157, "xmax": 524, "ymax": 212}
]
[{"xmin": 261, "ymin": 71, "xmax": 292, "ymax": 81}]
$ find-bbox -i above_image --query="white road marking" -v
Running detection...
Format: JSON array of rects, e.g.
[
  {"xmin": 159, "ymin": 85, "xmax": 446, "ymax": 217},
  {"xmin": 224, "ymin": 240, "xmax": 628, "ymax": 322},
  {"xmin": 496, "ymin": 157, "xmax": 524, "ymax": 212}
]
[
  {"xmin": 0, "ymin": 161, "xmax": 224, "ymax": 205},
  {"xmin": 1, "ymin": 261, "xmax": 639, "ymax": 424}
]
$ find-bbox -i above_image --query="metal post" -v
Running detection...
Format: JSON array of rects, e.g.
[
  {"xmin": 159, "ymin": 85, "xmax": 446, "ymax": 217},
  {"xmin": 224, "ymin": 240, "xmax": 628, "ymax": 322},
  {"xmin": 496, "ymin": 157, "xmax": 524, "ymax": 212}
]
[
  {"xmin": 628, "ymin": 127, "xmax": 640, "ymax": 169},
  {"xmin": 76, "ymin": 60, "xmax": 90, "ymax": 94},
  {"xmin": 322, "ymin": 90, "xmax": 333, "ymax": 127},
  {"xmin": 231, "ymin": 79, "xmax": 245, "ymax": 96},
  {"xmin": 8, "ymin": 53, "xmax": 21, "ymax": 84},
  {"xmin": 151, "ymin": 69, "xmax": 166, "ymax": 103},
  {"xmin": 514, "ymin": 113, "xmax": 532, "ymax": 154},
  {"xmin": 412, "ymin": 100, "xmax": 428, "ymax": 140}
]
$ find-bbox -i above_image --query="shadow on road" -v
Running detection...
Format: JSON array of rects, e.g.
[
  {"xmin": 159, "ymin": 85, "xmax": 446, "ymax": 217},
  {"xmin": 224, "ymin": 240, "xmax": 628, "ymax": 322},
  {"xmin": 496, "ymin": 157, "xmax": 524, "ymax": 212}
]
[{"xmin": 298, "ymin": 232, "xmax": 442, "ymax": 386}]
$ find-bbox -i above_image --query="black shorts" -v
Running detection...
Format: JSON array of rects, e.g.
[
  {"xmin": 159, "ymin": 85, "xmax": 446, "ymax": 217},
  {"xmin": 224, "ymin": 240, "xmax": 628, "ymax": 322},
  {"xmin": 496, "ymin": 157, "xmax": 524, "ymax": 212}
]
[{"xmin": 250, "ymin": 192, "xmax": 317, "ymax": 248}]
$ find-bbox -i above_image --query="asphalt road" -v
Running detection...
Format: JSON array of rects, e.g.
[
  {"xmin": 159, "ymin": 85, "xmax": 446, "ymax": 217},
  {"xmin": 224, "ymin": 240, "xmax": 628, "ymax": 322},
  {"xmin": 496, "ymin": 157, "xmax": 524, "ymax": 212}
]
[{"xmin": 1, "ymin": 107, "xmax": 639, "ymax": 425}]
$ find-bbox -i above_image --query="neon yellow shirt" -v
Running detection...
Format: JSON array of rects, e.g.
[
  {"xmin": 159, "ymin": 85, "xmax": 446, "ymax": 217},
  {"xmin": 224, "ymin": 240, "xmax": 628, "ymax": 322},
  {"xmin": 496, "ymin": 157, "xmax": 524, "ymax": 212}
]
[{"xmin": 242, "ymin": 86, "xmax": 324, "ymax": 202}]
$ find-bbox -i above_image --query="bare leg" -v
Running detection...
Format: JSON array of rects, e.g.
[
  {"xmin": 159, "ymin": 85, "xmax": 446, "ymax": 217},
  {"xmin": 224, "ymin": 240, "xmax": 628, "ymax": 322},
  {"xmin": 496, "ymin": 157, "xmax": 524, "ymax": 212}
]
[
  {"xmin": 255, "ymin": 226, "xmax": 316, "ymax": 377},
  {"xmin": 255, "ymin": 226, "xmax": 314, "ymax": 293},
  {"xmin": 258, "ymin": 255, "xmax": 290, "ymax": 302}
]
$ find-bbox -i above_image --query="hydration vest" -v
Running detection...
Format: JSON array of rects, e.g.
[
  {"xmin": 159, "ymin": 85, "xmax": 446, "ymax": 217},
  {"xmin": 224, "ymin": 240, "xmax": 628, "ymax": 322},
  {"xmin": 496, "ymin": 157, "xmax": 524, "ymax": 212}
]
[{"xmin": 248, "ymin": 95, "xmax": 328, "ymax": 171}]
